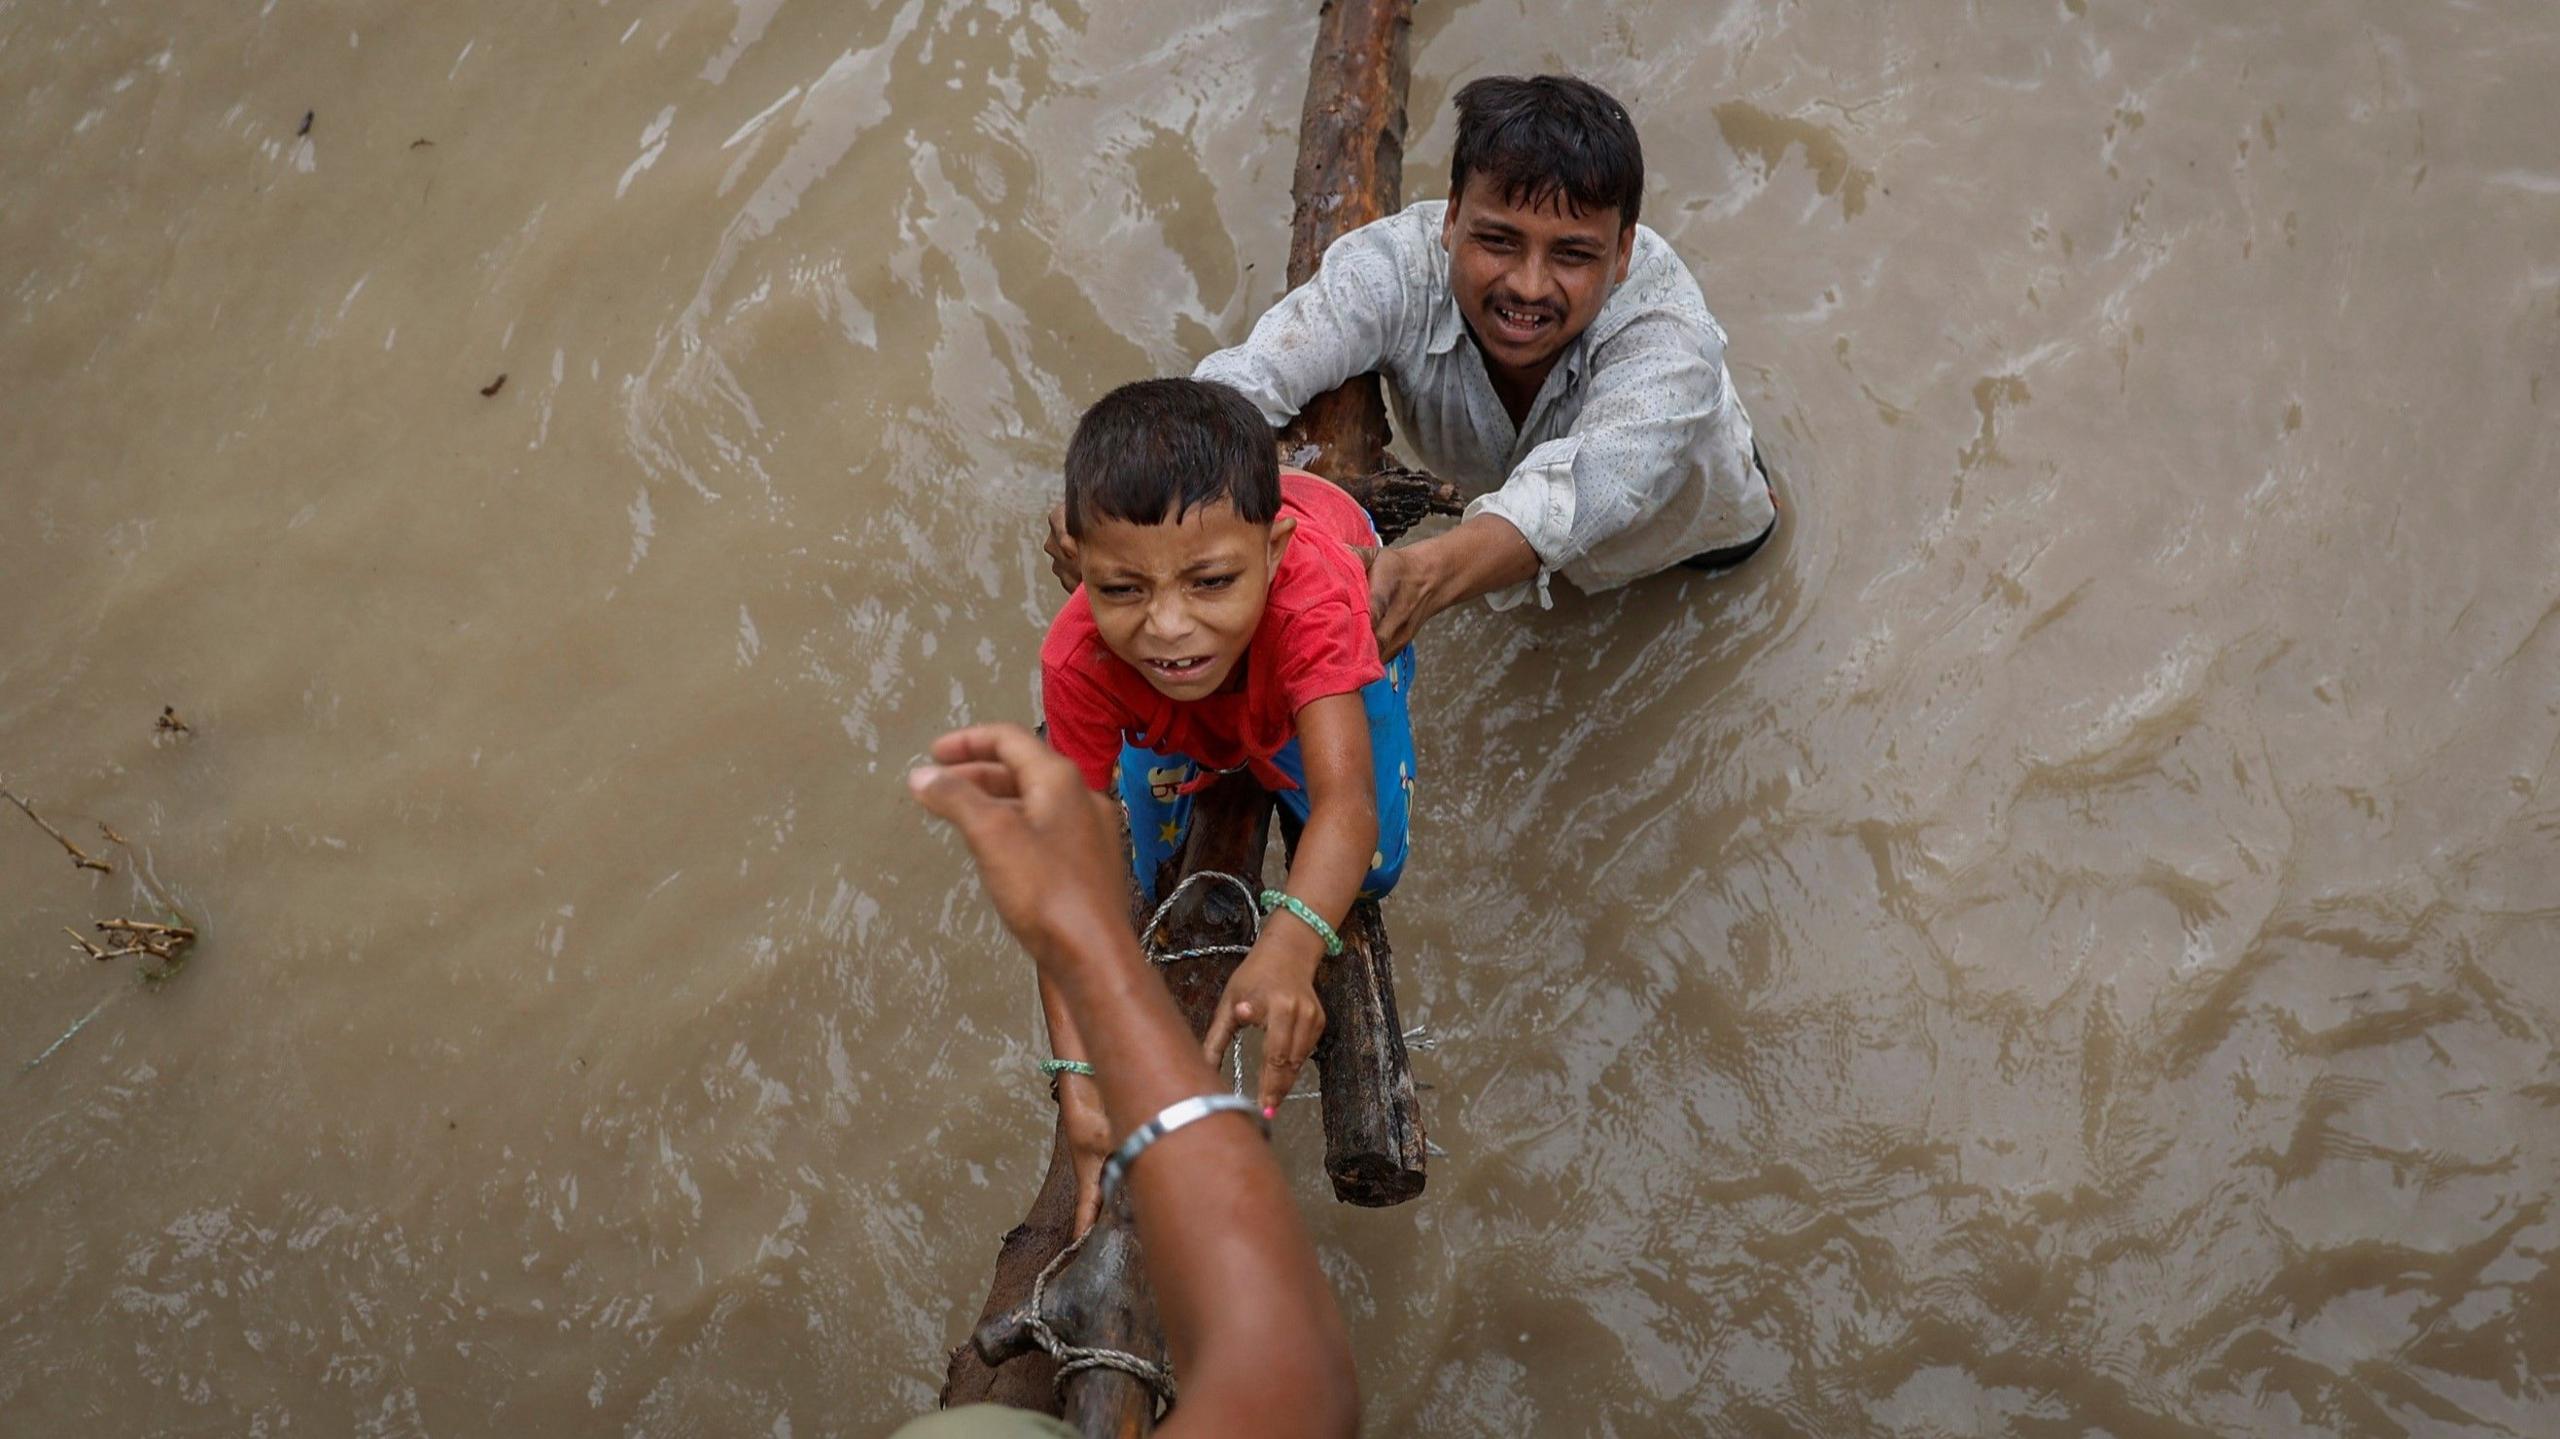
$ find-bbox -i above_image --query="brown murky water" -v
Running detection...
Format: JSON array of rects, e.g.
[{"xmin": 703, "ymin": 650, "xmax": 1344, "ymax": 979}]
[{"xmin": 6, "ymin": 1, "xmax": 2557, "ymax": 1433}]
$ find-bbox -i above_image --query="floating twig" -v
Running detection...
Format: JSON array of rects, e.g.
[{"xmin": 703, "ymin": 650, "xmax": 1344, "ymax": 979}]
[
  {"xmin": 4, "ymin": 788, "xmax": 113, "ymax": 874},
  {"xmin": 64, "ymin": 927, "xmax": 107, "ymax": 961},
  {"xmin": 90, "ymin": 918, "xmax": 196, "ymax": 966},
  {"xmin": 479, "ymin": 373, "xmax": 507, "ymax": 398},
  {"xmin": 98, "ymin": 918, "xmax": 196, "ymax": 941},
  {"xmin": 296, "ymin": 109, "xmax": 314, "ymax": 138},
  {"xmin": 155, "ymin": 706, "xmax": 191, "ymax": 736}
]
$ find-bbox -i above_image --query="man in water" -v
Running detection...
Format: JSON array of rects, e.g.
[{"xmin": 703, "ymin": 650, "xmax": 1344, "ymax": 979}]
[{"xmin": 1048, "ymin": 73, "xmax": 1778, "ymax": 652}]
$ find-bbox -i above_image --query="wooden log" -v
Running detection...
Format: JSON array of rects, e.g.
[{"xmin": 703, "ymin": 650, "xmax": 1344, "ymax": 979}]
[
  {"xmin": 942, "ymin": 4, "xmax": 1426, "ymax": 1428},
  {"xmin": 1312, "ymin": 898, "xmax": 1427, "ymax": 1204},
  {"xmin": 971, "ymin": 1189, "xmax": 1164, "ymax": 1437},
  {"xmin": 941, "ymin": 1128, "xmax": 1073, "ymax": 1411},
  {"xmin": 1278, "ymin": 0, "xmax": 1417, "ymax": 495},
  {"xmin": 1145, "ymin": 773, "xmax": 1273, "ymax": 1034},
  {"xmin": 1269, "ymin": 0, "xmax": 1433, "ymax": 1210}
]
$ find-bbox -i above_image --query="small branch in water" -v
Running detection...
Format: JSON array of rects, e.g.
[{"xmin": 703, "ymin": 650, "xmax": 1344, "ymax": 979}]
[
  {"xmin": 98, "ymin": 918, "xmax": 196, "ymax": 942},
  {"xmin": 64, "ymin": 927, "xmax": 107, "ymax": 961},
  {"xmin": 156, "ymin": 706, "xmax": 191, "ymax": 736},
  {"xmin": 4, "ymin": 788, "xmax": 113, "ymax": 874}
]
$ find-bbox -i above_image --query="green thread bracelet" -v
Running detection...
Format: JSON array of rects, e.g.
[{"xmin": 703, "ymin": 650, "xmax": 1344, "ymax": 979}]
[
  {"xmin": 1038, "ymin": 1058, "xmax": 1096, "ymax": 1079},
  {"xmin": 1259, "ymin": 889, "xmax": 1344, "ymax": 957}
]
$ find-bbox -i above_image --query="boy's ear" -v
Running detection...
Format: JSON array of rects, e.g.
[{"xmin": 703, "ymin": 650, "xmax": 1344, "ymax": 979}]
[
  {"xmin": 1614, "ymin": 221, "xmax": 1636, "ymax": 284},
  {"xmin": 1266, "ymin": 514, "xmax": 1298, "ymax": 569}
]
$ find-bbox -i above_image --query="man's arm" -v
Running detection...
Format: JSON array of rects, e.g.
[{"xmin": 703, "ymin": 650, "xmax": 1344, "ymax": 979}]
[
  {"xmin": 908, "ymin": 726, "xmax": 1359, "ymax": 1439},
  {"xmin": 1466, "ymin": 314, "xmax": 1755, "ymax": 607},
  {"xmin": 1194, "ymin": 220, "xmax": 1415, "ymax": 428},
  {"xmin": 1361, "ymin": 512, "xmax": 1543, "ymax": 655}
]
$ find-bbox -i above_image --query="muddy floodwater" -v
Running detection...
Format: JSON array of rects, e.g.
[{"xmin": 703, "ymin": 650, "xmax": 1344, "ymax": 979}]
[{"xmin": 5, "ymin": 1, "xmax": 2557, "ymax": 1433}]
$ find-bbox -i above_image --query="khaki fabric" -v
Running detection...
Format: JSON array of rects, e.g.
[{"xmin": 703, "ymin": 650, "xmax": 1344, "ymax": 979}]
[{"xmin": 886, "ymin": 1404, "xmax": 1081, "ymax": 1439}]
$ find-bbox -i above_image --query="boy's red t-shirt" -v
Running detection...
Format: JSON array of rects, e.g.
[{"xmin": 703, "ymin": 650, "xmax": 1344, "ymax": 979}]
[{"xmin": 1042, "ymin": 471, "xmax": 1382, "ymax": 794}]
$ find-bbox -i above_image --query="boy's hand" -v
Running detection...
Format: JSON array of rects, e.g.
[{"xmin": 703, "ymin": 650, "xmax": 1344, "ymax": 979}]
[
  {"xmin": 1203, "ymin": 946, "xmax": 1327, "ymax": 1114},
  {"xmin": 1055, "ymin": 1075, "xmax": 1112, "ymax": 1235},
  {"xmin": 1043, "ymin": 501, "xmax": 1081, "ymax": 592}
]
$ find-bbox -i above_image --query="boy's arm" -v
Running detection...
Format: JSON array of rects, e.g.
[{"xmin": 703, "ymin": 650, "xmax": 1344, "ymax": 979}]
[
  {"xmin": 1036, "ymin": 968, "xmax": 1112, "ymax": 1235},
  {"xmin": 1202, "ymin": 692, "xmax": 1377, "ymax": 1112},
  {"xmin": 1034, "ymin": 656, "xmax": 1136, "ymax": 1231}
]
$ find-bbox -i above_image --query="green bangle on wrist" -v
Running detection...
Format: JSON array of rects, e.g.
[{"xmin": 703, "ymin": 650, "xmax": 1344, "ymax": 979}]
[
  {"xmin": 1038, "ymin": 1058, "xmax": 1096, "ymax": 1079},
  {"xmin": 1258, "ymin": 889, "xmax": 1344, "ymax": 957}
]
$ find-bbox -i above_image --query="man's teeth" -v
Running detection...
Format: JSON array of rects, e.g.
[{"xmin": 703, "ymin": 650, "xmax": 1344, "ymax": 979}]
[{"xmin": 1497, "ymin": 305, "xmax": 1549, "ymax": 328}]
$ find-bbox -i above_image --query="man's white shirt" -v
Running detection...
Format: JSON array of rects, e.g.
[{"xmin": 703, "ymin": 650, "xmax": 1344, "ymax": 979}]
[{"xmin": 1195, "ymin": 200, "xmax": 1775, "ymax": 610}]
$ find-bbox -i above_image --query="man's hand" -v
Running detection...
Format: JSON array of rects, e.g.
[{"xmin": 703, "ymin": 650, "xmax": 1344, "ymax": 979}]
[
  {"xmin": 1201, "ymin": 944, "xmax": 1327, "ymax": 1114},
  {"xmin": 906, "ymin": 723, "xmax": 1122, "ymax": 970},
  {"xmin": 1043, "ymin": 501, "xmax": 1081, "ymax": 592},
  {"xmin": 1361, "ymin": 545, "xmax": 1429, "ymax": 656},
  {"xmin": 1357, "ymin": 513, "xmax": 1541, "ymax": 654}
]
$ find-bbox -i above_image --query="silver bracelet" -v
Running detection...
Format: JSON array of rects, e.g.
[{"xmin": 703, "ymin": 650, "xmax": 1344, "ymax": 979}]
[{"xmin": 1098, "ymin": 1094, "xmax": 1266, "ymax": 1203}]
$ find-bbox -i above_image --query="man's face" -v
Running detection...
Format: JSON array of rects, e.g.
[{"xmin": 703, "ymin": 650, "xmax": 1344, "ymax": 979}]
[
  {"xmin": 1440, "ymin": 171, "xmax": 1635, "ymax": 388},
  {"xmin": 1077, "ymin": 501, "xmax": 1295, "ymax": 701}
]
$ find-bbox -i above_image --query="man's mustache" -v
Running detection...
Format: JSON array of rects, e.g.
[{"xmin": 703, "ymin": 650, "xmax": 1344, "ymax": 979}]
[{"xmin": 1483, "ymin": 294, "xmax": 1562, "ymax": 321}]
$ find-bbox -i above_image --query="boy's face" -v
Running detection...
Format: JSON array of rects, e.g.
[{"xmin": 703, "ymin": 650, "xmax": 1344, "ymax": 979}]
[
  {"xmin": 1440, "ymin": 171, "xmax": 1635, "ymax": 388},
  {"xmin": 1077, "ymin": 501, "xmax": 1297, "ymax": 701}
]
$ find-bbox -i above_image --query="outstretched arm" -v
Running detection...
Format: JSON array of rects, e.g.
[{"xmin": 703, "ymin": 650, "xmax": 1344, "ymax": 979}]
[
  {"xmin": 909, "ymin": 725, "xmax": 1359, "ymax": 1438},
  {"xmin": 1194, "ymin": 221, "xmax": 1415, "ymax": 427}
]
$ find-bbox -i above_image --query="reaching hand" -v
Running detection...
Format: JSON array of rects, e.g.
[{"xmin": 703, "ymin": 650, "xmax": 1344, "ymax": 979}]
[
  {"xmin": 1201, "ymin": 947, "xmax": 1327, "ymax": 1114},
  {"xmin": 1361, "ymin": 544, "xmax": 1430, "ymax": 656},
  {"xmin": 906, "ymin": 723, "xmax": 1125, "ymax": 971},
  {"xmin": 1043, "ymin": 501, "xmax": 1082, "ymax": 592}
]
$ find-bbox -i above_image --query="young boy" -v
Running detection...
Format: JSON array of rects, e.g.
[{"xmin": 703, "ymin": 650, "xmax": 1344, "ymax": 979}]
[{"xmin": 1037, "ymin": 377, "xmax": 1417, "ymax": 1229}]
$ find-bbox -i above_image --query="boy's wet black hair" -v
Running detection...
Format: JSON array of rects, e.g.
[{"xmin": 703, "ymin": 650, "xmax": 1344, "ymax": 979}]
[
  {"xmin": 1062, "ymin": 378, "xmax": 1280, "ymax": 539},
  {"xmin": 1450, "ymin": 74, "xmax": 1644, "ymax": 230}
]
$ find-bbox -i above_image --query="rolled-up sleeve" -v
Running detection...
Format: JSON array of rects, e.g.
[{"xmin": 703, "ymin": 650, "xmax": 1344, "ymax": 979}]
[
  {"xmin": 1477, "ymin": 312, "xmax": 1758, "ymax": 605},
  {"xmin": 1465, "ymin": 437, "xmax": 1578, "ymax": 611},
  {"xmin": 1194, "ymin": 223, "xmax": 1413, "ymax": 426}
]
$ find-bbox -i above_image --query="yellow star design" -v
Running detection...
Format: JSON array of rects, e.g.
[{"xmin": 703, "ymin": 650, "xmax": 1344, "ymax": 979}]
[{"xmin": 1158, "ymin": 820, "xmax": 1183, "ymax": 847}]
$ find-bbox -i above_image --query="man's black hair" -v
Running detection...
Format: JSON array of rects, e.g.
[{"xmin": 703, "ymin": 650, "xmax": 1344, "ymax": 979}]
[
  {"xmin": 1062, "ymin": 378, "xmax": 1279, "ymax": 539},
  {"xmin": 1450, "ymin": 74, "xmax": 1644, "ymax": 229}
]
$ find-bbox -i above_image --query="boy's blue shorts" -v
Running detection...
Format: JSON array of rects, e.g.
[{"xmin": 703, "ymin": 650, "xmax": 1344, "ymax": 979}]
[{"xmin": 1113, "ymin": 644, "xmax": 1416, "ymax": 906}]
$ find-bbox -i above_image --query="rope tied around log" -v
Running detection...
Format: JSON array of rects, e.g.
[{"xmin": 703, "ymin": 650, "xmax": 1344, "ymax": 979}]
[
  {"xmin": 1026, "ymin": 1234, "xmax": 1179, "ymax": 1417},
  {"xmin": 1136, "ymin": 869, "xmax": 1262, "ymax": 965},
  {"xmin": 1136, "ymin": 870, "xmax": 1268, "ymax": 1094}
]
